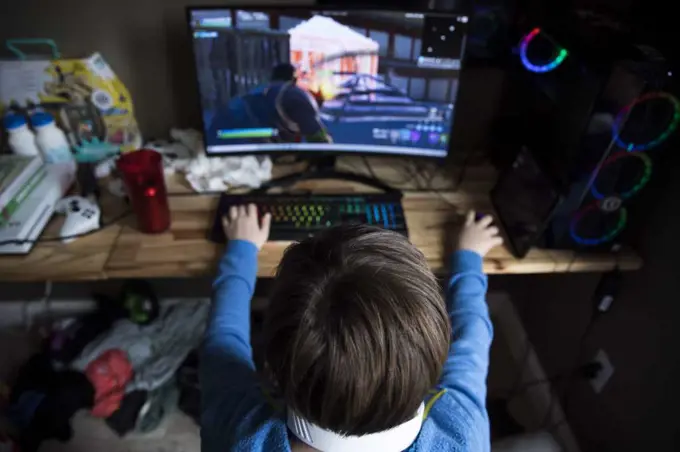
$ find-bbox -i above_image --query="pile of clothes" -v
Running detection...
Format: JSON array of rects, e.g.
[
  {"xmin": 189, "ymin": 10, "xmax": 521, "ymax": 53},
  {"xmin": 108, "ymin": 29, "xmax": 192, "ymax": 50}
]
[{"xmin": 0, "ymin": 282, "xmax": 209, "ymax": 452}]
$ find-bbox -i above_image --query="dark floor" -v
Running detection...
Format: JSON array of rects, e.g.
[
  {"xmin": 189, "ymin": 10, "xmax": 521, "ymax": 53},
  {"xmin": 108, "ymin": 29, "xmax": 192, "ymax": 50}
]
[
  {"xmin": 1, "ymin": 293, "xmax": 570, "ymax": 451},
  {"xmin": 3, "ymin": 263, "xmax": 675, "ymax": 452},
  {"xmin": 0, "ymin": 272, "xmax": 623, "ymax": 452}
]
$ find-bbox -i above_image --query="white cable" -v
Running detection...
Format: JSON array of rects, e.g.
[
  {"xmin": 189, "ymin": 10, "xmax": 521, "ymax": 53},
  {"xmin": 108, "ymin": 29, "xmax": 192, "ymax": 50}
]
[
  {"xmin": 43, "ymin": 280, "xmax": 53, "ymax": 327},
  {"xmin": 22, "ymin": 280, "xmax": 53, "ymax": 332}
]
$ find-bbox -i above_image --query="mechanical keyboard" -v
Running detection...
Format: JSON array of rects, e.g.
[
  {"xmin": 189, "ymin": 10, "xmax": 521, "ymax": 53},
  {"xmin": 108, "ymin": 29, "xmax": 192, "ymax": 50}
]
[{"xmin": 210, "ymin": 193, "xmax": 408, "ymax": 242}]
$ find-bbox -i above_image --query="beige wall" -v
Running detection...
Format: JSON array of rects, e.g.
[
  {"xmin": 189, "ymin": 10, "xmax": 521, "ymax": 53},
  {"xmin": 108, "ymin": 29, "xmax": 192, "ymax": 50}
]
[{"xmin": 0, "ymin": 0, "xmax": 312, "ymax": 139}]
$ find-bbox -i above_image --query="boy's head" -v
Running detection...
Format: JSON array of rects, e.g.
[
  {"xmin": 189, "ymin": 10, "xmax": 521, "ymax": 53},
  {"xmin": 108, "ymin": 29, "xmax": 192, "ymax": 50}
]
[{"xmin": 264, "ymin": 225, "xmax": 451, "ymax": 436}]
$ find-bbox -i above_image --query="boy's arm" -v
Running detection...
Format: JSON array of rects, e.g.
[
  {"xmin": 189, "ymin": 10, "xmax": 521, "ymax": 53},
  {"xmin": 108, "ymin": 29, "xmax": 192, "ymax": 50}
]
[
  {"xmin": 201, "ymin": 240, "xmax": 260, "ymax": 421},
  {"xmin": 438, "ymin": 249, "xmax": 493, "ymax": 411},
  {"xmin": 202, "ymin": 239, "xmax": 258, "ymax": 381},
  {"xmin": 200, "ymin": 205, "xmax": 272, "ymax": 450}
]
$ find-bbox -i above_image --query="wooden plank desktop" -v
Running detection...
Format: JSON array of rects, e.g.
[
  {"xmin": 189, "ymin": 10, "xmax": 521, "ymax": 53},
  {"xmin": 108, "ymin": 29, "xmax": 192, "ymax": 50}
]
[
  {"xmin": 0, "ymin": 193, "xmax": 126, "ymax": 281},
  {"xmin": 0, "ymin": 157, "xmax": 642, "ymax": 282}
]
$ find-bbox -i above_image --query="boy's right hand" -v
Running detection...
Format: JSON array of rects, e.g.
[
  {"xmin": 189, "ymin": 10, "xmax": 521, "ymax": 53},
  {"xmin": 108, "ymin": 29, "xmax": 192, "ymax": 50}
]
[
  {"xmin": 222, "ymin": 204, "xmax": 271, "ymax": 250},
  {"xmin": 457, "ymin": 210, "xmax": 503, "ymax": 257}
]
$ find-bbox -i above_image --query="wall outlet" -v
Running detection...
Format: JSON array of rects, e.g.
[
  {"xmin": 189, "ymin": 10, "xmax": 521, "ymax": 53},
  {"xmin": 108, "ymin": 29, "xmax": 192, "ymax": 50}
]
[{"xmin": 590, "ymin": 349, "xmax": 615, "ymax": 394}]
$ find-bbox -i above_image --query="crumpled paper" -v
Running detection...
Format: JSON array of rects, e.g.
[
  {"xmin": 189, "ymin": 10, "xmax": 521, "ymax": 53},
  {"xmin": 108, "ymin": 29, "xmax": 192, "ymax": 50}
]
[{"xmin": 145, "ymin": 128, "xmax": 272, "ymax": 192}]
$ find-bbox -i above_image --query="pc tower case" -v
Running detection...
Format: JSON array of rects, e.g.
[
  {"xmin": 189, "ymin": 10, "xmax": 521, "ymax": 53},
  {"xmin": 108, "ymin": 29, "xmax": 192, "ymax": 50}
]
[{"xmin": 492, "ymin": 24, "xmax": 678, "ymax": 255}]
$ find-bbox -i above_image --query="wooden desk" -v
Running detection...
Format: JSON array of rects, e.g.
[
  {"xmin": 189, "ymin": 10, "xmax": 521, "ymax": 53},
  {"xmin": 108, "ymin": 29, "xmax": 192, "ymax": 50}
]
[
  {"xmin": 0, "ymin": 194, "xmax": 126, "ymax": 282},
  {"xmin": 0, "ymin": 157, "xmax": 642, "ymax": 282}
]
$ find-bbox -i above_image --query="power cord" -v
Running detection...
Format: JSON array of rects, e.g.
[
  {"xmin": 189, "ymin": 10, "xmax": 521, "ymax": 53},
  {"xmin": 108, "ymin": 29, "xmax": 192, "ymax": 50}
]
[
  {"xmin": 22, "ymin": 280, "xmax": 52, "ymax": 332},
  {"xmin": 447, "ymin": 148, "xmax": 474, "ymax": 193},
  {"xmin": 501, "ymin": 360, "xmax": 604, "ymax": 402},
  {"xmin": 360, "ymin": 157, "xmax": 420, "ymax": 187},
  {"xmin": 537, "ymin": 263, "xmax": 621, "ymax": 431},
  {"xmin": 398, "ymin": 154, "xmax": 471, "ymax": 209},
  {"xmin": 534, "ymin": 309, "xmax": 599, "ymax": 431}
]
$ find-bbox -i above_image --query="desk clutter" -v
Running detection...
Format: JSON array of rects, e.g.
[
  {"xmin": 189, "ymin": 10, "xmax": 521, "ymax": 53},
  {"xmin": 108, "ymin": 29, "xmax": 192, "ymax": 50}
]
[
  {"xmin": 0, "ymin": 283, "xmax": 208, "ymax": 452},
  {"xmin": 0, "ymin": 39, "xmax": 147, "ymax": 253},
  {"xmin": 0, "ymin": 155, "xmax": 74, "ymax": 253},
  {"xmin": 0, "ymin": 40, "xmax": 141, "ymax": 153},
  {"xmin": 0, "ymin": 148, "xmax": 172, "ymax": 254},
  {"xmin": 151, "ymin": 128, "xmax": 273, "ymax": 192},
  {"xmin": 0, "ymin": 141, "xmax": 276, "ymax": 254}
]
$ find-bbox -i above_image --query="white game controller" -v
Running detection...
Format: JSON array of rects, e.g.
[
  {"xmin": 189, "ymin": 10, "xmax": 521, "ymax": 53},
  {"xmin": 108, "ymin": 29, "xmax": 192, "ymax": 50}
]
[{"xmin": 55, "ymin": 196, "xmax": 101, "ymax": 243}]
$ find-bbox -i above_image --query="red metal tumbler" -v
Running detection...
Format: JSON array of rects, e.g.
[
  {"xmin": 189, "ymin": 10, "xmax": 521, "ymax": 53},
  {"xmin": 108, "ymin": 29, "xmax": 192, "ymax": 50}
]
[{"xmin": 117, "ymin": 149, "xmax": 170, "ymax": 233}]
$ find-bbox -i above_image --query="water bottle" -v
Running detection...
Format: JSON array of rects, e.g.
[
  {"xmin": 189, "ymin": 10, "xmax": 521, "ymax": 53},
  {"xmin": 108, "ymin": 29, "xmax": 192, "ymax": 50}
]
[
  {"xmin": 30, "ymin": 112, "xmax": 75, "ymax": 164},
  {"xmin": 4, "ymin": 114, "xmax": 41, "ymax": 158}
]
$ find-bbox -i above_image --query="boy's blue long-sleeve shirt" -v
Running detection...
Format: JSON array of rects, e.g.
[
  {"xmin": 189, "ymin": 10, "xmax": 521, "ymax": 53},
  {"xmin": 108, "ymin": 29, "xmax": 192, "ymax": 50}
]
[{"xmin": 201, "ymin": 240, "xmax": 493, "ymax": 452}]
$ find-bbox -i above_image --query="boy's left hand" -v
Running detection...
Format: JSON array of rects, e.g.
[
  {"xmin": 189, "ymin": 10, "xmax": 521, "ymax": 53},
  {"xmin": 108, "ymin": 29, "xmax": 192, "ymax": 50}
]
[
  {"xmin": 456, "ymin": 210, "xmax": 503, "ymax": 257},
  {"xmin": 222, "ymin": 204, "xmax": 271, "ymax": 250}
]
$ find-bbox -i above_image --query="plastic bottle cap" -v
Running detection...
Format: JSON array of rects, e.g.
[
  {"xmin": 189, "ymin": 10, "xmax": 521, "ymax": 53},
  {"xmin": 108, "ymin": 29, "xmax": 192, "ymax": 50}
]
[
  {"xmin": 3, "ymin": 114, "xmax": 27, "ymax": 130},
  {"xmin": 30, "ymin": 111, "xmax": 55, "ymax": 127}
]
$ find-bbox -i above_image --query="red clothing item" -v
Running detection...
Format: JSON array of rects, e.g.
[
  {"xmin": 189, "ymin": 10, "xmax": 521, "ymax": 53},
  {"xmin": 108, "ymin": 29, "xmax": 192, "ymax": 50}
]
[{"xmin": 85, "ymin": 349, "xmax": 133, "ymax": 417}]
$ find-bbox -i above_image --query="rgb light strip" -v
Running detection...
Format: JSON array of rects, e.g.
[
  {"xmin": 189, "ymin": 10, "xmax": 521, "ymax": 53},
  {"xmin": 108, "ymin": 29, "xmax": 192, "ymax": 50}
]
[
  {"xmin": 612, "ymin": 92, "xmax": 680, "ymax": 152},
  {"xmin": 570, "ymin": 203, "xmax": 628, "ymax": 246},
  {"xmin": 590, "ymin": 152, "xmax": 653, "ymax": 200},
  {"xmin": 519, "ymin": 28, "xmax": 569, "ymax": 73}
]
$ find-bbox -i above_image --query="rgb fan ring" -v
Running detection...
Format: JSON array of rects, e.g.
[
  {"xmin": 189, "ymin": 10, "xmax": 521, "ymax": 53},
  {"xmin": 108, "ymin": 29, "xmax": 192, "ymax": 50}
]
[
  {"xmin": 590, "ymin": 152, "xmax": 652, "ymax": 200},
  {"xmin": 570, "ymin": 202, "xmax": 628, "ymax": 246},
  {"xmin": 612, "ymin": 92, "xmax": 680, "ymax": 152},
  {"xmin": 519, "ymin": 28, "xmax": 569, "ymax": 73}
]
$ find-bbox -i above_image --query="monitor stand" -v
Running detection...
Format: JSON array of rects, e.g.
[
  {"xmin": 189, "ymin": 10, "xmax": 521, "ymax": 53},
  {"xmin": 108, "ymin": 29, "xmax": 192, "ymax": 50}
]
[{"xmin": 254, "ymin": 156, "xmax": 397, "ymax": 193}]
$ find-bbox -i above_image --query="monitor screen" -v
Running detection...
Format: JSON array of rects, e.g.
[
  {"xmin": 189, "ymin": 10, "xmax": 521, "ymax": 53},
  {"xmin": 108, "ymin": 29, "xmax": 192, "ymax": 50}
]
[{"xmin": 188, "ymin": 8, "xmax": 468, "ymax": 158}]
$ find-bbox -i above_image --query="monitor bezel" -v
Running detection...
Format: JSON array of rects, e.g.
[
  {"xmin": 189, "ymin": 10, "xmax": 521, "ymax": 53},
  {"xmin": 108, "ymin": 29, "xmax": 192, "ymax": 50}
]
[{"xmin": 186, "ymin": 5, "xmax": 469, "ymax": 161}]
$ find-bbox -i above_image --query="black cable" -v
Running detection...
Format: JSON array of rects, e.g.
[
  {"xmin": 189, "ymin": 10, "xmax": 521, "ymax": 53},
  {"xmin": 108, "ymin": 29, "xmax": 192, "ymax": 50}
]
[
  {"xmin": 429, "ymin": 187, "xmax": 460, "ymax": 209},
  {"xmin": 400, "ymin": 163, "xmax": 433, "ymax": 190},
  {"xmin": 505, "ymin": 374, "xmax": 567, "ymax": 398},
  {"xmin": 0, "ymin": 210, "xmax": 131, "ymax": 247},
  {"xmin": 504, "ymin": 336, "xmax": 534, "ymax": 392},
  {"xmin": 500, "ymin": 360, "xmax": 604, "ymax": 402},
  {"xmin": 413, "ymin": 162, "xmax": 438, "ymax": 189},
  {"xmin": 360, "ymin": 157, "xmax": 419, "ymax": 186},
  {"xmin": 418, "ymin": 148, "xmax": 474, "ymax": 192},
  {"xmin": 539, "ymin": 250, "xmax": 621, "ymax": 431},
  {"xmin": 538, "ymin": 308, "xmax": 600, "ymax": 430},
  {"xmin": 362, "ymin": 156, "xmax": 381, "ymax": 181},
  {"xmin": 449, "ymin": 148, "xmax": 473, "ymax": 193},
  {"xmin": 271, "ymin": 155, "xmax": 304, "ymax": 166},
  {"xmin": 566, "ymin": 251, "xmax": 579, "ymax": 273},
  {"xmin": 406, "ymin": 152, "xmax": 472, "ymax": 209},
  {"xmin": 544, "ymin": 417, "xmax": 569, "ymax": 432},
  {"xmin": 397, "ymin": 163, "xmax": 424, "ymax": 190},
  {"xmin": 167, "ymin": 191, "xmax": 226, "ymax": 196}
]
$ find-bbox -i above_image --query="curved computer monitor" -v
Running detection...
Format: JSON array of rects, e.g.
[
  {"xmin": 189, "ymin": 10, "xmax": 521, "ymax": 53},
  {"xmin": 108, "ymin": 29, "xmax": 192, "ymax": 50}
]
[{"xmin": 188, "ymin": 7, "xmax": 469, "ymax": 159}]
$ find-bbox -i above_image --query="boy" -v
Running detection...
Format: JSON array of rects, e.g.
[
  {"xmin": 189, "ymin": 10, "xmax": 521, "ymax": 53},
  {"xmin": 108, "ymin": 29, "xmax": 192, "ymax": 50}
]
[{"xmin": 201, "ymin": 204, "xmax": 502, "ymax": 452}]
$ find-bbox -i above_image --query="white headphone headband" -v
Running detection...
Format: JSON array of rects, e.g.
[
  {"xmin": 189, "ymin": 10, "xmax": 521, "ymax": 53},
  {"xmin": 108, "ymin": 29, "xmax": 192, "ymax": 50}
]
[{"xmin": 287, "ymin": 403, "xmax": 424, "ymax": 452}]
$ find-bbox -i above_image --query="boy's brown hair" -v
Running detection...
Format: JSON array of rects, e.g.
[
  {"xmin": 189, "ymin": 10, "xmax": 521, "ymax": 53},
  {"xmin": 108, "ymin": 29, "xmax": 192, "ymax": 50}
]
[{"xmin": 264, "ymin": 225, "xmax": 451, "ymax": 435}]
